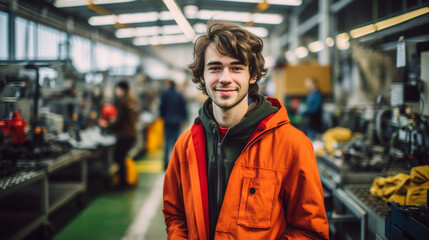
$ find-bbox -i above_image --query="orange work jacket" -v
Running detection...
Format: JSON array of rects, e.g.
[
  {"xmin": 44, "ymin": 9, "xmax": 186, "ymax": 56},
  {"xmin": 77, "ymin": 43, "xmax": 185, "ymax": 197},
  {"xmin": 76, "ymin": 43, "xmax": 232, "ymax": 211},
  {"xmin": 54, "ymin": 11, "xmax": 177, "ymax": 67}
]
[{"xmin": 163, "ymin": 97, "xmax": 329, "ymax": 240}]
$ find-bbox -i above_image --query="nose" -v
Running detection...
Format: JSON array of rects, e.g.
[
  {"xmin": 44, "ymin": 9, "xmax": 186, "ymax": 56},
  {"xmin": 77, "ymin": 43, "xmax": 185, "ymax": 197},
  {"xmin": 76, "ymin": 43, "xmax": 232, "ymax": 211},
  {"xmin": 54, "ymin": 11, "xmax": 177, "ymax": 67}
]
[{"xmin": 219, "ymin": 68, "xmax": 232, "ymax": 84}]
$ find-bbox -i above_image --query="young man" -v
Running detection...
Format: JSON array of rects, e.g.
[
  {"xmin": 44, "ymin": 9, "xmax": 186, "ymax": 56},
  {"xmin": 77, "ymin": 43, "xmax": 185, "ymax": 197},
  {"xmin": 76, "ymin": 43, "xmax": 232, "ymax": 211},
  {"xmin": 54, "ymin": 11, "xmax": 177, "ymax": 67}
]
[{"xmin": 163, "ymin": 21, "xmax": 329, "ymax": 240}]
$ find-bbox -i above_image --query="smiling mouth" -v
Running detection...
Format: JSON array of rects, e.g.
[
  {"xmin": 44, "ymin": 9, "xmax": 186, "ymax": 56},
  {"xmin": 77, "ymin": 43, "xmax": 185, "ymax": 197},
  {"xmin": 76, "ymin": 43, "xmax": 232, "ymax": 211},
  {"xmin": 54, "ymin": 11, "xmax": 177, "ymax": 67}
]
[
  {"xmin": 215, "ymin": 88, "xmax": 236, "ymax": 96},
  {"xmin": 216, "ymin": 89, "xmax": 236, "ymax": 92}
]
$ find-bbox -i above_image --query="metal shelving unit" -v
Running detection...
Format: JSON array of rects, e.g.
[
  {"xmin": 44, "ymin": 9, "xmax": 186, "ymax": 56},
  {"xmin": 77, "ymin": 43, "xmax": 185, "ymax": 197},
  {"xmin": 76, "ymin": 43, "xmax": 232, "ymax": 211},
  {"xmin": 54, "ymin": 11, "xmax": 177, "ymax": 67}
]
[
  {"xmin": 0, "ymin": 149, "xmax": 88, "ymax": 240},
  {"xmin": 0, "ymin": 171, "xmax": 48, "ymax": 240},
  {"xmin": 48, "ymin": 183, "xmax": 85, "ymax": 214},
  {"xmin": 45, "ymin": 149, "xmax": 88, "ymax": 215}
]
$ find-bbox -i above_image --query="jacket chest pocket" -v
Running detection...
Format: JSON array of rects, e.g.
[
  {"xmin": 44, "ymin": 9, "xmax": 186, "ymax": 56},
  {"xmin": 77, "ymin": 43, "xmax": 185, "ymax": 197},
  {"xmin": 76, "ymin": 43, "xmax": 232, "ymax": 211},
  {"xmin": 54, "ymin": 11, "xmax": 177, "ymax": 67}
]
[{"xmin": 237, "ymin": 176, "xmax": 277, "ymax": 229}]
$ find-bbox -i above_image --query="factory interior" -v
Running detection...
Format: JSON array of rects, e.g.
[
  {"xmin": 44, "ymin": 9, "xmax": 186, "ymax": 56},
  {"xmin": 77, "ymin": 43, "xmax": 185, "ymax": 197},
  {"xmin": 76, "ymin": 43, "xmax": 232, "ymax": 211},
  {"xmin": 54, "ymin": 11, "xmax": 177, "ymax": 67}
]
[{"xmin": 1, "ymin": 0, "xmax": 429, "ymax": 239}]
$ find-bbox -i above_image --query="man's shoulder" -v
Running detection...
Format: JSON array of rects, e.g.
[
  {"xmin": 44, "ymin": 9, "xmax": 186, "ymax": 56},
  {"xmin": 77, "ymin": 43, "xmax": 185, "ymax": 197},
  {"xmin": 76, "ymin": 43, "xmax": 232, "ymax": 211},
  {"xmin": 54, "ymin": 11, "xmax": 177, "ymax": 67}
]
[
  {"xmin": 175, "ymin": 128, "xmax": 193, "ymax": 146},
  {"xmin": 274, "ymin": 122, "xmax": 310, "ymax": 145}
]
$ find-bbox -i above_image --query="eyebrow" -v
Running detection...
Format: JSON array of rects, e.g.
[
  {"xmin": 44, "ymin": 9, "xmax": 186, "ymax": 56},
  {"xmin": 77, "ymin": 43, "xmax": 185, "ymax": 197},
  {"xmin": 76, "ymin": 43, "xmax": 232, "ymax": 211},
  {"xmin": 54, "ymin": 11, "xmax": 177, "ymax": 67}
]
[{"xmin": 206, "ymin": 61, "xmax": 244, "ymax": 66}]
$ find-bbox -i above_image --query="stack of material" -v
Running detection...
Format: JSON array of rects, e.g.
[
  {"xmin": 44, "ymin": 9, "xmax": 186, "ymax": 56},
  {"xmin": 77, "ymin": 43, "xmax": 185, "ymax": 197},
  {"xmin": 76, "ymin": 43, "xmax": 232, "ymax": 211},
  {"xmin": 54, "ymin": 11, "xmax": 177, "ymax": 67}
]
[{"xmin": 370, "ymin": 165, "xmax": 429, "ymax": 205}]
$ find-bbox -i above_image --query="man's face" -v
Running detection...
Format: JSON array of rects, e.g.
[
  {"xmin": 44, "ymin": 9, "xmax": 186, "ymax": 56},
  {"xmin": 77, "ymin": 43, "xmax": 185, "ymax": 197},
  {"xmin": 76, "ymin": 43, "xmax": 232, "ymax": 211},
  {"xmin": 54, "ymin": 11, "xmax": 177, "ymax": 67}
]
[
  {"xmin": 305, "ymin": 78, "xmax": 316, "ymax": 93},
  {"xmin": 115, "ymin": 87, "xmax": 125, "ymax": 98},
  {"xmin": 201, "ymin": 44, "xmax": 256, "ymax": 110}
]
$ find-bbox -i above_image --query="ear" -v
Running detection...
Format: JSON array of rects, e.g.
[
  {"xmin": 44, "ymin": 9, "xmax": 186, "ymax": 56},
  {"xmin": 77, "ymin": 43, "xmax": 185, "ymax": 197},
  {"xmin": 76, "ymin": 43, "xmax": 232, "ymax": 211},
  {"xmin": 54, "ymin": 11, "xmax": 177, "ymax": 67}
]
[{"xmin": 249, "ymin": 75, "xmax": 257, "ymax": 84}]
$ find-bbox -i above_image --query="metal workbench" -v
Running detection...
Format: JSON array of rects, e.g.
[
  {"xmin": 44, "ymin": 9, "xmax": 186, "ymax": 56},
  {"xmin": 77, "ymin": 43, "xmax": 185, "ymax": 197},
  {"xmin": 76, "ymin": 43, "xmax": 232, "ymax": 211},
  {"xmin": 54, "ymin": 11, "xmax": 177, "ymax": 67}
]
[
  {"xmin": 0, "ymin": 149, "xmax": 88, "ymax": 240},
  {"xmin": 0, "ymin": 171, "xmax": 47, "ymax": 240},
  {"xmin": 318, "ymin": 154, "xmax": 403, "ymax": 240}
]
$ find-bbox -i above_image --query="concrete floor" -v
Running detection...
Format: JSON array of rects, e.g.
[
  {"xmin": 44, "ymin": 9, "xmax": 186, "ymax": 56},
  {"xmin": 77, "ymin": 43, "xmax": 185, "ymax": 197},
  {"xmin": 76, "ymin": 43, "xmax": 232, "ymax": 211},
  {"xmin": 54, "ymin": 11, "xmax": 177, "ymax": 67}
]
[{"xmin": 53, "ymin": 150, "xmax": 167, "ymax": 240}]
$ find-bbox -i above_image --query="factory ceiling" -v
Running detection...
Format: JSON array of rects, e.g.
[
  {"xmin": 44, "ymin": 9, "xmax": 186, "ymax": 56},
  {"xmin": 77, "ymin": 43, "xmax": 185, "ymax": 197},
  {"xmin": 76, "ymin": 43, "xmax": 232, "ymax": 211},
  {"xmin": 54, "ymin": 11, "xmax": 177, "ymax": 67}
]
[{"xmin": 44, "ymin": 0, "xmax": 300, "ymax": 47}]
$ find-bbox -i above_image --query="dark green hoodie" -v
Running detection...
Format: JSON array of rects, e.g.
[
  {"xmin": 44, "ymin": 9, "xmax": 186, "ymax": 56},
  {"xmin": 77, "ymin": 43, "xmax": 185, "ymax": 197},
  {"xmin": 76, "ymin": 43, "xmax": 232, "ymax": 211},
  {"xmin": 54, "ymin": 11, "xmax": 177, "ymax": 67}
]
[{"xmin": 199, "ymin": 94, "xmax": 278, "ymax": 240}]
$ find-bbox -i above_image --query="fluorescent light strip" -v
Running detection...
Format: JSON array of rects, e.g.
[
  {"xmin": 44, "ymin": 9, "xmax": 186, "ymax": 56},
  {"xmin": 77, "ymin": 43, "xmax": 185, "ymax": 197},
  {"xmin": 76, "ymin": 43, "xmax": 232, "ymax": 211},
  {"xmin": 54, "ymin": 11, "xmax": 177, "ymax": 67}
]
[
  {"xmin": 375, "ymin": 7, "xmax": 429, "ymax": 30},
  {"xmin": 197, "ymin": 10, "xmax": 283, "ymax": 24},
  {"xmin": 55, "ymin": 0, "xmax": 136, "ymax": 8},
  {"xmin": 133, "ymin": 34, "xmax": 189, "ymax": 46},
  {"xmin": 88, "ymin": 11, "xmax": 173, "ymax": 26},
  {"xmin": 326, "ymin": 37, "xmax": 335, "ymax": 47},
  {"xmin": 192, "ymin": 23, "xmax": 268, "ymax": 38},
  {"xmin": 244, "ymin": 26, "xmax": 269, "ymax": 38},
  {"xmin": 118, "ymin": 12, "xmax": 159, "ymax": 24},
  {"xmin": 215, "ymin": 0, "xmax": 302, "ymax": 6},
  {"xmin": 336, "ymin": 32, "xmax": 350, "ymax": 50},
  {"xmin": 349, "ymin": 7, "xmax": 429, "ymax": 39},
  {"xmin": 295, "ymin": 46, "xmax": 308, "ymax": 58},
  {"xmin": 116, "ymin": 25, "xmax": 182, "ymax": 38},
  {"xmin": 308, "ymin": 40, "xmax": 324, "ymax": 53},
  {"xmin": 89, "ymin": 9, "xmax": 282, "ymax": 26},
  {"xmin": 350, "ymin": 24, "xmax": 376, "ymax": 38},
  {"xmin": 162, "ymin": 0, "xmax": 196, "ymax": 41}
]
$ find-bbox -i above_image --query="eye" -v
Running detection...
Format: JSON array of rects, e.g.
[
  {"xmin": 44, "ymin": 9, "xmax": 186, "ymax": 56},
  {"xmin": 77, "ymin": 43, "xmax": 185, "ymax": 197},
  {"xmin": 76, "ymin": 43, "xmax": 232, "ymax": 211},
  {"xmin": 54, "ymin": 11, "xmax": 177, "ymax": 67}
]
[
  {"xmin": 232, "ymin": 66, "xmax": 244, "ymax": 71},
  {"xmin": 209, "ymin": 66, "xmax": 222, "ymax": 71}
]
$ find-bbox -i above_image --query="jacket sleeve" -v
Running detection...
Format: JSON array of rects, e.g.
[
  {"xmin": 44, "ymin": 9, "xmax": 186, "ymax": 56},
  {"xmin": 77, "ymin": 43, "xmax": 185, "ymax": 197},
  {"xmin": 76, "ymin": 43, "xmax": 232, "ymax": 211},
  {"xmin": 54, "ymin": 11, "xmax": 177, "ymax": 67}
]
[
  {"xmin": 162, "ymin": 144, "xmax": 188, "ymax": 239},
  {"xmin": 281, "ymin": 135, "xmax": 329, "ymax": 240}
]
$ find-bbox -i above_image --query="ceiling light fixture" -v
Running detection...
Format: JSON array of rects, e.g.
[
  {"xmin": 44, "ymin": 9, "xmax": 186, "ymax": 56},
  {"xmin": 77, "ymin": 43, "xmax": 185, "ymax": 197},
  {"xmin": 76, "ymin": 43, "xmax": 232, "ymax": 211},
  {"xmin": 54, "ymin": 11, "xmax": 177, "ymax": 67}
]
[
  {"xmin": 350, "ymin": 24, "xmax": 376, "ymax": 38},
  {"xmin": 162, "ymin": 0, "xmax": 196, "ymax": 41},
  {"xmin": 133, "ymin": 34, "xmax": 189, "ymax": 46},
  {"xmin": 192, "ymin": 23, "xmax": 268, "ymax": 38},
  {"xmin": 285, "ymin": 50, "xmax": 296, "ymax": 63},
  {"xmin": 326, "ymin": 37, "xmax": 335, "ymax": 47},
  {"xmin": 116, "ymin": 26, "xmax": 159, "ymax": 38},
  {"xmin": 197, "ymin": 10, "xmax": 283, "ymax": 24},
  {"xmin": 336, "ymin": 33, "xmax": 350, "ymax": 50},
  {"xmin": 295, "ymin": 46, "xmax": 308, "ymax": 59},
  {"xmin": 193, "ymin": 23, "xmax": 207, "ymax": 34},
  {"xmin": 349, "ymin": 7, "xmax": 429, "ymax": 39},
  {"xmin": 184, "ymin": 5, "xmax": 199, "ymax": 19},
  {"xmin": 88, "ymin": 11, "xmax": 173, "ymax": 26},
  {"xmin": 118, "ymin": 12, "xmax": 159, "ymax": 24},
  {"xmin": 215, "ymin": 0, "xmax": 302, "ymax": 6},
  {"xmin": 55, "ymin": 0, "xmax": 136, "ymax": 8},
  {"xmin": 308, "ymin": 40, "xmax": 324, "ymax": 53},
  {"xmin": 244, "ymin": 26, "xmax": 269, "ymax": 38},
  {"xmin": 116, "ymin": 25, "xmax": 183, "ymax": 38},
  {"xmin": 375, "ymin": 7, "xmax": 429, "ymax": 31},
  {"xmin": 88, "ymin": 15, "xmax": 117, "ymax": 25}
]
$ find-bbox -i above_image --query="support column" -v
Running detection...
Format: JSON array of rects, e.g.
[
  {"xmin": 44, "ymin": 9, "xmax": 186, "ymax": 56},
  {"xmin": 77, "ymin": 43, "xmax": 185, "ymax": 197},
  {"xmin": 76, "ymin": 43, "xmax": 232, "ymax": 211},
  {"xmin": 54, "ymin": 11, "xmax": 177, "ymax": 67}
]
[
  {"xmin": 289, "ymin": 13, "xmax": 298, "ymax": 64},
  {"xmin": 318, "ymin": 0, "xmax": 330, "ymax": 65},
  {"xmin": 8, "ymin": 0, "xmax": 17, "ymax": 61}
]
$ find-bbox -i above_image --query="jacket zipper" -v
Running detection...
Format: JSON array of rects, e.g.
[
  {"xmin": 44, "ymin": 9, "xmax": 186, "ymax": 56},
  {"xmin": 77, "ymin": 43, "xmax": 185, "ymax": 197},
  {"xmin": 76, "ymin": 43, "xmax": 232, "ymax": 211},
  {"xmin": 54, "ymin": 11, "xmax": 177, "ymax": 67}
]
[{"xmin": 212, "ymin": 126, "xmax": 230, "ymax": 211}]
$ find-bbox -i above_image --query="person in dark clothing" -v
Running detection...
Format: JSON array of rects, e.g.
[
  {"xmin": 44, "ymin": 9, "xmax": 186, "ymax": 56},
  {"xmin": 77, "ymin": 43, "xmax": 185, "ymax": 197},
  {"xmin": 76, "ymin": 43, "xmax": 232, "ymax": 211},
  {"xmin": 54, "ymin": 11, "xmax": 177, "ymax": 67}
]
[
  {"xmin": 303, "ymin": 77, "xmax": 323, "ymax": 140},
  {"xmin": 100, "ymin": 81, "xmax": 139, "ymax": 187},
  {"xmin": 159, "ymin": 80, "xmax": 187, "ymax": 170}
]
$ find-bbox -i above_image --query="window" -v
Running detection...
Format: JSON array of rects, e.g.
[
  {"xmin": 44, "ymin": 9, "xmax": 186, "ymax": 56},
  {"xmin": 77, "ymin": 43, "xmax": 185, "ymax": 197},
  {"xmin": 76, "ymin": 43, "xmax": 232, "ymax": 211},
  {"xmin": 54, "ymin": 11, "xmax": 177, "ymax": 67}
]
[
  {"xmin": 15, "ymin": 17, "xmax": 36, "ymax": 59},
  {"xmin": 0, "ymin": 11, "xmax": 8, "ymax": 60},
  {"xmin": 70, "ymin": 35, "xmax": 92, "ymax": 72},
  {"xmin": 37, "ymin": 24, "xmax": 66, "ymax": 59},
  {"xmin": 95, "ymin": 42, "xmax": 112, "ymax": 71}
]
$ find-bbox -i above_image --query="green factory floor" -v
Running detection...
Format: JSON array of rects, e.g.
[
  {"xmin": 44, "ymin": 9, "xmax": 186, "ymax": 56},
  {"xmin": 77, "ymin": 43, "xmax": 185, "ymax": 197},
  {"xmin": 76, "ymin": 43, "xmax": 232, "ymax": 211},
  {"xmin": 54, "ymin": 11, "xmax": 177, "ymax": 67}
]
[{"xmin": 53, "ymin": 150, "xmax": 167, "ymax": 240}]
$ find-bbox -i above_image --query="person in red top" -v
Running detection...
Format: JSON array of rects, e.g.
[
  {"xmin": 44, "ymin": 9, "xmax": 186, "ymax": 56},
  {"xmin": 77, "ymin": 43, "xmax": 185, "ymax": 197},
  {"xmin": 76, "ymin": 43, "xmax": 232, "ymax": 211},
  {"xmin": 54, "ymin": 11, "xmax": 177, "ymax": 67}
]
[{"xmin": 162, "ymin": 21, "xmax": 329, "ymax": 240}]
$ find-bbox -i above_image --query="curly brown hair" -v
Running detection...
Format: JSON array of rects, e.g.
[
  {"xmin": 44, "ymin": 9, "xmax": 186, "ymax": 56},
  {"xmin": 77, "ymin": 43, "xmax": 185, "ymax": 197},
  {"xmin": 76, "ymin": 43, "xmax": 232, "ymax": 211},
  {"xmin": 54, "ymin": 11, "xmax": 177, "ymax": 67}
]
[{"xmin": 188, "ymin": 21, "xmax": 267, "ymax": 98}]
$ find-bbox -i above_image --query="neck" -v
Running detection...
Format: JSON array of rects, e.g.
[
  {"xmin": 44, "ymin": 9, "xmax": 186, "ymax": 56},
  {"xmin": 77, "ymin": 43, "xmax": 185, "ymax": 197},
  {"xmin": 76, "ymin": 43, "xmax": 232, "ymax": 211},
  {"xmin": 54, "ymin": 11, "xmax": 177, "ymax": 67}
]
[{"xmin": 212, "ymin": 95, "xmax": 249, "ymax": 128}]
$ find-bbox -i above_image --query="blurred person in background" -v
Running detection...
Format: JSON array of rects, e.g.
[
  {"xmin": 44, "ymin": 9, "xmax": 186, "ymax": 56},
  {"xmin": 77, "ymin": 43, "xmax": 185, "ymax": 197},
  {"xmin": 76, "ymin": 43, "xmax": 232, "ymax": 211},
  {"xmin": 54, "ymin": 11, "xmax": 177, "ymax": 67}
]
[
  {"xmin": 303, "ymin": 77, "xmax": 323, "ymax": 140},
  {"xmin": 163, "ymin": 21, "xmax": 328, "ymax": 240},
  {"xmin": 159, "ymin": 80, "xmax": 187, "ymax": 170},
  {"xmin": 100, "ymin": 80, "xmax": 139, "ymax": 188}
]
